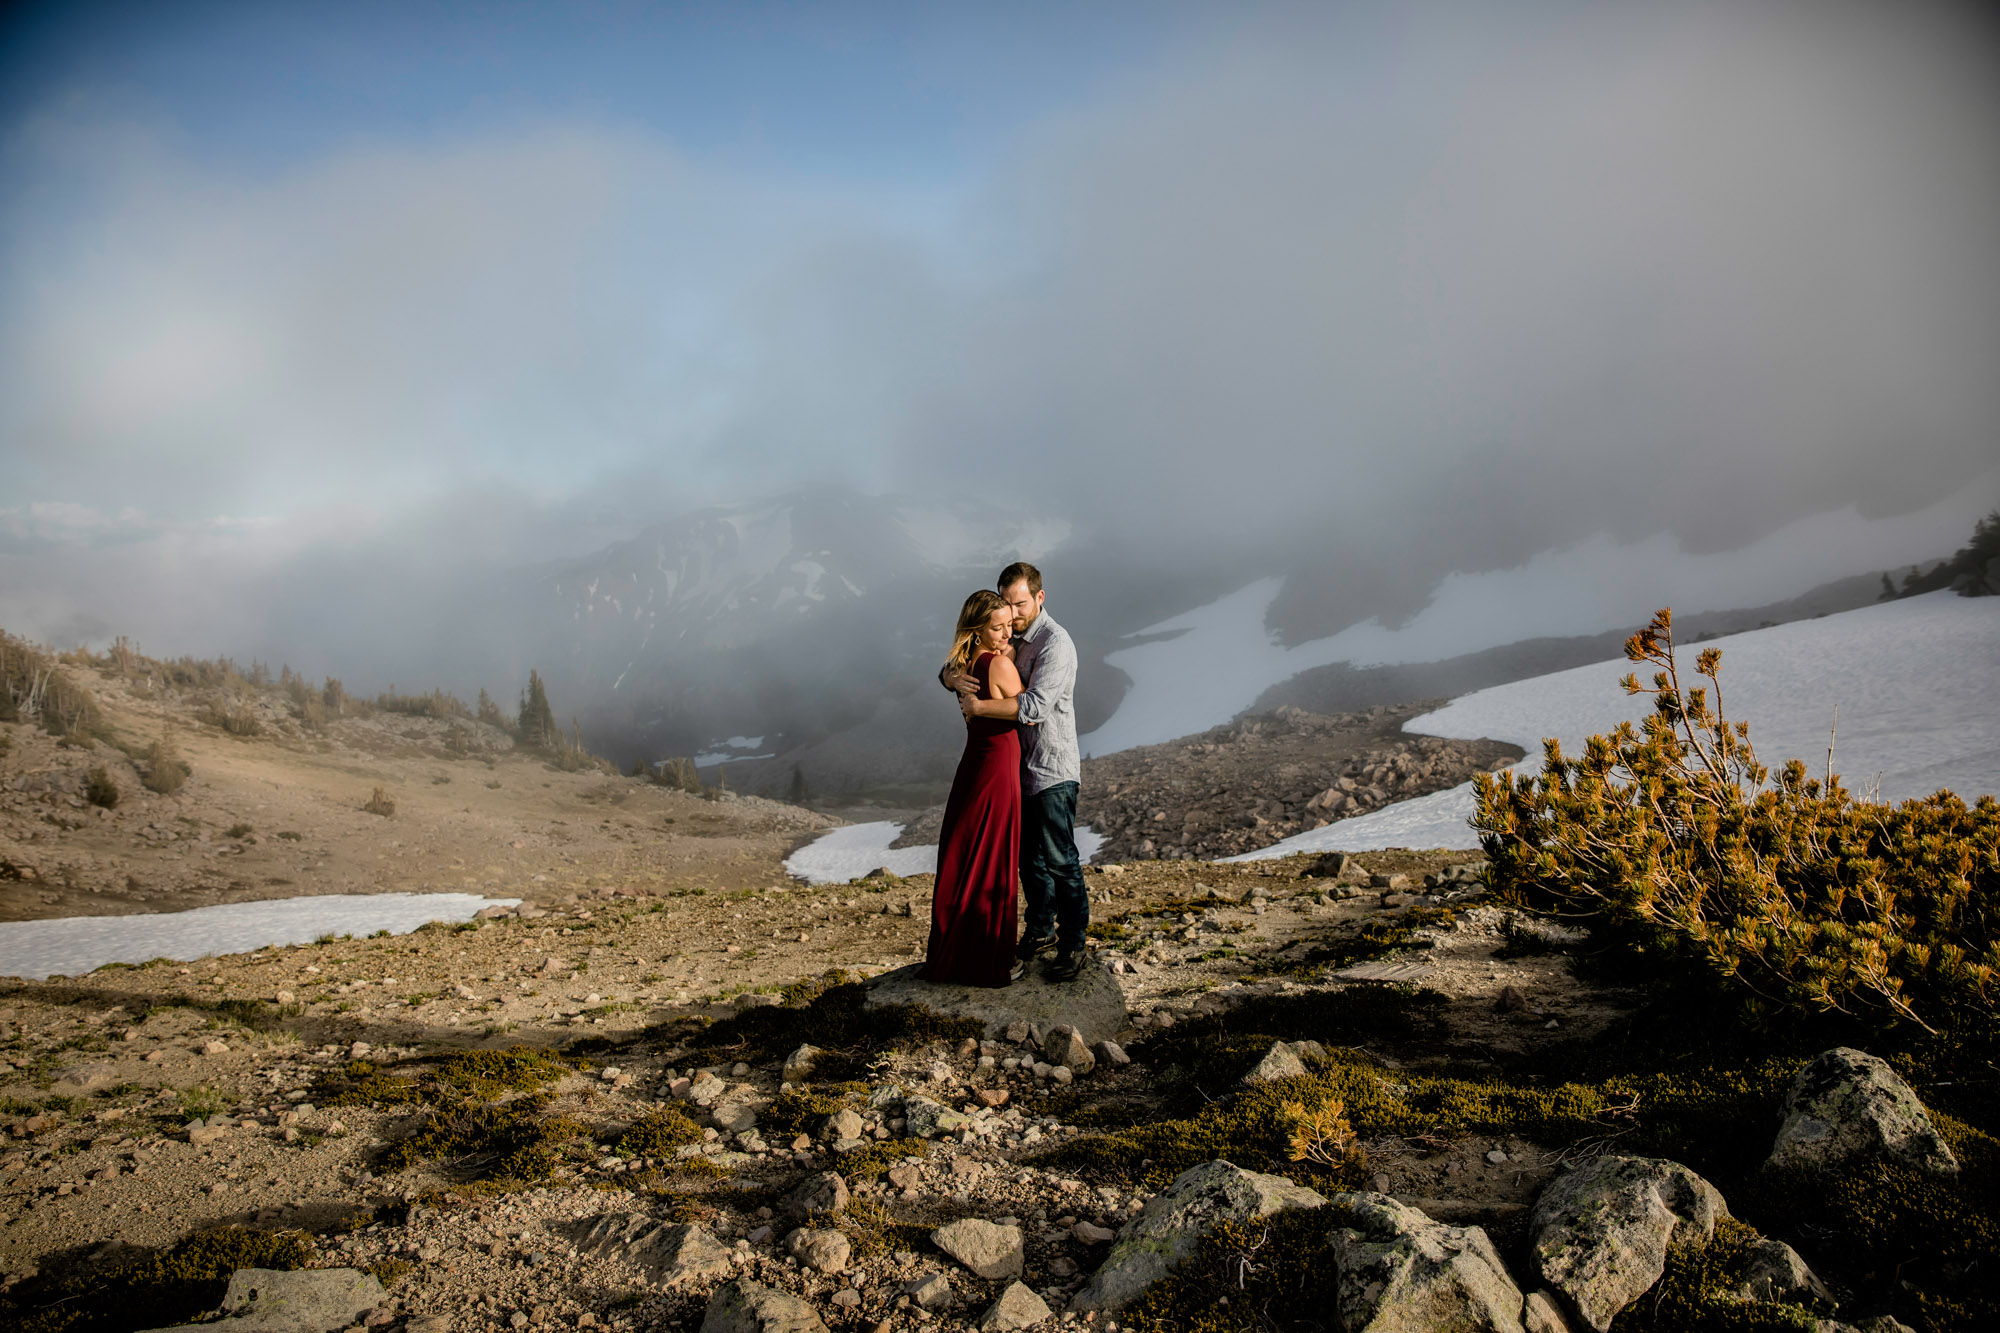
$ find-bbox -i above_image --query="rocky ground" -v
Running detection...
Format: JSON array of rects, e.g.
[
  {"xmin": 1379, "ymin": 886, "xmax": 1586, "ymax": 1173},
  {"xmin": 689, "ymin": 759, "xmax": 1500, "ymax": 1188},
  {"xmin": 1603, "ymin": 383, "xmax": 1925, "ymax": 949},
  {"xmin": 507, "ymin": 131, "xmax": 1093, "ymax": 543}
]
[
  {"xmin": 0, "ymin": 669, "xmax": 835, "ymax": 923},
  {"xmin": 890, "ymin": 703, "xmax": 1522, "ymax": 861}
]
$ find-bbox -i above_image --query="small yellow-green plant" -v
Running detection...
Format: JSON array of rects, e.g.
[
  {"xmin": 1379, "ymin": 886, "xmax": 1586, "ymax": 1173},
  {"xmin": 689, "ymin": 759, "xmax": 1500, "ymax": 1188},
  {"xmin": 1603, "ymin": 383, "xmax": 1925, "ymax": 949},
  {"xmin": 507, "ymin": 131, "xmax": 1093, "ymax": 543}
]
[{"xmin": 1474, "ymin": 607, "xmax": 1999, "ymax": 1034}]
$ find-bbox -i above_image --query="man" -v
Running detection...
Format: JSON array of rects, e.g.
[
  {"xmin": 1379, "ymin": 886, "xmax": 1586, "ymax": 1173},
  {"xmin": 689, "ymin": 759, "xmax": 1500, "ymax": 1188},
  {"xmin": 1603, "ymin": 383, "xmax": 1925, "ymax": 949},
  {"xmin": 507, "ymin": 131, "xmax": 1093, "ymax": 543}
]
[{"xmin": 944, "ymin": 562, "xmax": 1089, "ymax": 981}]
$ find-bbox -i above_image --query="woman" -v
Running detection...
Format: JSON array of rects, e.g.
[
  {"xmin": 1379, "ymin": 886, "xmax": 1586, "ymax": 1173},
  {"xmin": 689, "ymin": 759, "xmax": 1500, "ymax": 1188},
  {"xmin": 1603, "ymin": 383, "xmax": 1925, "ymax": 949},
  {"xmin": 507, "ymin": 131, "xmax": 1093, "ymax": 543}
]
[{"xmin": 920, "ymin": 590, "xmax": 1023, "ymax": 987}]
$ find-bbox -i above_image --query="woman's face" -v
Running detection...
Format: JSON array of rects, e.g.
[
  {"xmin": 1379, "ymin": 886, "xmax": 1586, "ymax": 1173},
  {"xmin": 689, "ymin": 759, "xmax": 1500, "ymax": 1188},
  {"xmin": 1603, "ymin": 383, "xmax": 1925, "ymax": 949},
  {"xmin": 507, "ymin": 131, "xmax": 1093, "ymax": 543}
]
[{"xmin": 977, "ymin": 606, "xmax": 1012, "ymax": 652}]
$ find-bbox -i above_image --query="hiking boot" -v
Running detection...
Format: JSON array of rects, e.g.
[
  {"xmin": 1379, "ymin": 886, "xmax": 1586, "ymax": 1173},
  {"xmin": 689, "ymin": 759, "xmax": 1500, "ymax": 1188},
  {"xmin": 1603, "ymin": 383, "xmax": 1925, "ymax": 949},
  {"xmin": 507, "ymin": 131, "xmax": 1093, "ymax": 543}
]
[
  {"xmin": 1016, "ymin": 934, "xmax": 1056, "ymax": 963},
  {"xmin": 1043, "ymin": 949, "xmax": 1085, "ymax": 982}
]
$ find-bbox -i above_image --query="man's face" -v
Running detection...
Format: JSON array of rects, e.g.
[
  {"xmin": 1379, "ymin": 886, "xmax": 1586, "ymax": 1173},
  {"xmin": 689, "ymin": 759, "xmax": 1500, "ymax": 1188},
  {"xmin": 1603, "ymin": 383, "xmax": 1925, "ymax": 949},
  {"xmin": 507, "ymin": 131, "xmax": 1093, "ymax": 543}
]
[{"xmin": 1001, "ymin": 579, "xmax": 1044, "ymax": 634}]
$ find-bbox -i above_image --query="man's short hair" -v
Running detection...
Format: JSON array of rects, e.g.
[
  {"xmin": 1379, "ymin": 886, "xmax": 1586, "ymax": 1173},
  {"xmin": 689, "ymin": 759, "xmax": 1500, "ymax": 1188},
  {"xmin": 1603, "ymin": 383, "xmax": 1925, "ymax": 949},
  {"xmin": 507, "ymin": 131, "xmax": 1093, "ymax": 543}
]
[{"xmin": 998, "ymin": 562, "xmax": 1042, "ymax": 596}]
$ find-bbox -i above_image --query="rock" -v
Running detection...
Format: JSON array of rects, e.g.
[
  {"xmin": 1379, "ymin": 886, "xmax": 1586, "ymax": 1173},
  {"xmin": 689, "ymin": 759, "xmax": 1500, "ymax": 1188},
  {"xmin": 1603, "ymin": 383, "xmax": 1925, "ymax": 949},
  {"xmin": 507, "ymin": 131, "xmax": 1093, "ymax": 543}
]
[
  {"xmin": 1726, "ymin": 1237, "xmax": 1833, "ymax": 1310},
  {"xmin": 144, "ymin": 1267, "xmax": 386, "ymax": 1333},
  {"xmin": 1326, "ymin": 1193, "xmax": 1527, "ymax": 1332},
  {"xmin": 1817, "ymin": 1319, "xmax": 1917, "ymax": 1333},
  {"xmin": 782, "ymin": 1045, "xmax": 821, "ymax": 1085},
  {"xmin": 52, "ymin": 1063, "xmax": 118, "ymax": 1094},
  {"xmin": 783, "ymin": 1171, "xmax": 850, "ymax": 1221},
  {"xmin": 710, "ymin": 1088, "xmax": 764, "ymax": 1134},
  {"xmin": 932, "ymin": 1219, "xmax": 1025, "ymax": 1279},
  {"xmin": 1072, "ymin": 1222, "xmax": 1116, "ymax": 1245},
  {"xmin": 903, "ymin": 1096, "xmax": 971, "ymax": 1139},
  {"xmin": 1522, "ymin": 1289, "xmax": 1574, "ymax": 1333},
  {"xmin": 979, "ymin": 1282, "xmax": 1052, "ymax": 1330},
  {"xmin": 188, "ymin": 1124, "xmax": 229, "ymax": 1146},
  {"xmin": 974, "ymin": 1088, "xmax": 1010, "ymax": 1108},
  {"xmin": 904, "ymin": 1273, "xmax": 954, "ymax": 1310},
  {"xmin": 1302, "ymin": 852, "xmax": 1353, "ymax": 879},
  {"xmin": 200, "ymin": 1039, "xmax": 230, "ymax": 1056},
  {"xmin": 786, "ymin": 1228, "xmax": 851, "ymax": 1275},
  {"xmin": 822, "ymin": 1109, "xmax": 866, "ymax": 1143},
  {"xmin": 1496, "ymin": 986, "xmax": 1529, "ymax": 1013},
  {"xmin": 699, "ymin": 1279, "xmax": 829, "ymax": 1333},
  {"xmin": 570, "ymin": 1216, "xmax": 735, "ymax": 1285},
  {"xmin": 1241, "ymin": 1040, "xmax": 1309, "ymax": 1085},
  {"xmin": 1091, "ymin": 1039, "xmax": 1129, "ymax": 1068},
  {"xmin": 1042, "ymin": 1026, "xmax": 1095, "ymax": 1076},
  {"xmin": 865, "ymin": 960, "xmax": 1128, "ymax": 1043},
  {"xmin": 688, "ymin": 1071, "xmax": 728, "ymax": 1105},
  {"xmin": 1530, "ymin": 1155, "xmax": 1729, "ymax": 1333},
  {"xmin": 1766, "ymin": 1048, "xmax": 1958, "ymax": 1178},
  {"xmin": 407, "ymin": 1318, "xmax": 452, "ymax": 1333},
  {"xmin": 349, "ymin": 1041, "xmax": 371, "ymax": 1058},
  {"xmin": 1070, "ymin": 1160, "xmax": 1327, "ymax": 1312}
]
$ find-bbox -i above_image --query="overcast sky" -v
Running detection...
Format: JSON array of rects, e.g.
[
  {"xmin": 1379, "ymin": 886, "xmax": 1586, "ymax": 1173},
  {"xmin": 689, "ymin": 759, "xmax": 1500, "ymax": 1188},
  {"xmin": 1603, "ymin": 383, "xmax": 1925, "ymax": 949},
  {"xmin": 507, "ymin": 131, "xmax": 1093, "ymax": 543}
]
[{"xmin": 2, "ymin": 0, "xmax": 1996, "ymax": 671}]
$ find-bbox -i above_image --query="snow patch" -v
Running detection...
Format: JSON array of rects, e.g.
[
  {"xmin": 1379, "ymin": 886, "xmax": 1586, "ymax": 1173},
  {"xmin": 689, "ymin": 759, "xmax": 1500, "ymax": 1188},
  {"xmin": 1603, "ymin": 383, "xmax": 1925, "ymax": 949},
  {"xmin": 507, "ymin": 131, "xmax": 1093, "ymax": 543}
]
[
  {"xmin": 1082, "ymin": 485, "xmax": 1997, "ymax": 757},
  {"xmin": 786, "ymin": 821, "xmax": 1103, "ymax": 886},
  {"xmin": 1230, "ymin": 591, "xmax": 2000, "ymax": 859},
  {"xmin": 0, "ymin": 892, "xmax": 520, "ymax": 981}
]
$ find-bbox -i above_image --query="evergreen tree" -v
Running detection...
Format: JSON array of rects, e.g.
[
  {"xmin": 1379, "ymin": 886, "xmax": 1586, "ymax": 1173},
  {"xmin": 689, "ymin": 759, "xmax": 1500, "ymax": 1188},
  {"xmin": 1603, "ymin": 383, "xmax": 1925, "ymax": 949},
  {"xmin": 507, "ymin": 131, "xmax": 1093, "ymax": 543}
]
[{"xmin": 517, "ymin": 670, "xmax": 558, "ymax": 749}]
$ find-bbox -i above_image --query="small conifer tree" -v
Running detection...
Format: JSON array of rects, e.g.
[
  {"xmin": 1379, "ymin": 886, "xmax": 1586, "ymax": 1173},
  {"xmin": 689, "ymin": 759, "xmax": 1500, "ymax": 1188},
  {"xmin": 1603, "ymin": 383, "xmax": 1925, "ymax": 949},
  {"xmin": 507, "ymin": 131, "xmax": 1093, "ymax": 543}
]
[{"xmin": 517, "ymin": 671, "xmax": 558, "ymax": 750}]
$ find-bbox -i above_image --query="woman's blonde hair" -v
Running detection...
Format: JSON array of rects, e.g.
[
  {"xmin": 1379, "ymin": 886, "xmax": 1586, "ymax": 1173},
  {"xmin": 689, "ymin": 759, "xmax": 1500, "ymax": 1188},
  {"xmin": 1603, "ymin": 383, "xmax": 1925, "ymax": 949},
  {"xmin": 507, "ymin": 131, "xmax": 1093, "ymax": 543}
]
[{"xmin": 948, "ymin": 589, "xmax": 1009, "ymax": 673}]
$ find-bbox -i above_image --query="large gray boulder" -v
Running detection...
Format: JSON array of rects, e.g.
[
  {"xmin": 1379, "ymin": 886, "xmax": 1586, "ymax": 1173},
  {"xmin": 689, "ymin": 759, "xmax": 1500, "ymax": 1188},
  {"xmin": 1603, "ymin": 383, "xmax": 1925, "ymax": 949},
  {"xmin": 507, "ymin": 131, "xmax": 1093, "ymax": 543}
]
[
  {"xmin": 1069, "ymin": 1159, "xmax": 1327, "ymax": 1312},
  {"xmin": 571, "ymin": 1215, "xmax": 737, "ymax": 1285},
  {"xmin": 904, "ymin": 1094, "xmax": 973, "ymax": 1139},
  {"xmin": 137, "ymin": 1268, "xmax": 385, "ymax": 1333},
  {"xmin": 1326, "ymin": 1193, "xmax": 1527, "ymax": 1332},
  {"xmin": 1766, "ymin": 1048, "xmax": 1958, "ymax": 1178},
  {"xmin": 700, "ymin": 1280, "xmax": 828, "ymax": 1333},
  {"xmin": 1530, "ymin": 1155, "xmax": 1728, "ymax": 1333},
  {"xmin": 1241, "ymin": 1041, "xmax": 1309, "ymax": 1086},
  {"xmin": 865, "ymin": 959, "xmax": 1128, "ymax": 1043}
]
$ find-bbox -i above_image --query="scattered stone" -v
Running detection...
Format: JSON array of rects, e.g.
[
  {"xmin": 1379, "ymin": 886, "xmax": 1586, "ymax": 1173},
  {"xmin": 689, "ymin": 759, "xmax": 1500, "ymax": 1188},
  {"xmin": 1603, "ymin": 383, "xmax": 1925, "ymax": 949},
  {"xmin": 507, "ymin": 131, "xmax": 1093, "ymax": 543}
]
[
  {"xmin": 786, "ymin": 1228, "xmax": 851, "ymax": 1275},
  {"xmin": 1766, "ymin": 1047, "xmax": 1958, "ymax": 1178},
  {"xmin": 348, "ymin": 1041, "xmax": 371, "ymax": 1058},
  {"xmin": 1093, "ymin": 1040, "xmax": 1130, "ymax": 1068},
  {"xmin": 1070, "ymin": 1160, "xmax": 1327, "ymax": 1312},
  {"xmin": 1327, "ymin": 1193, "xmax": 1527, "ymax": 1333},
  {"xmin": 979, "ymin": 1282, "xmax": 1052, "ymax": 1331},
  {"xmin": 1072, "ymin": 1221, "xmax": 1115, "ymax": 1246},
  {"xmin": 903, "ymin": 1096, "xmax": 971, "ymax": 1139},
  {"xmin": 1042, "ymin": 1026, "xmax": 1095, "ymax": 1077},
  {"xmin": 1496, "ymin": 986, "xmax": 1529, "ymax": 1013},
  {"xmin": 973, "ymin": 1088, "xmax": 1010, "ymax": 1108},
  {"xmin": 932, "ymin": 1219, "xmax": 1025, "ymax": 1280},
  {"xmin": 904, "ymin": 1273, "xmax": 954, "ymax": 1311},
  {"xmin": 1726, "ymin": 1237, "xmax": 1834, "ymax": 1311},
  {"xmin": 710, "ymin": 1089, "xmax": 763, "ymax": 1134},
  {"xmin": 1241, "ymin": 1040, "xmax": 1308, "ymax": 1085},
  {"xmin": 200, "ymin": 1039, "xmax": 229, "ymax": 1056},
  {"xmin": 1530, "ymin": 1155, "xmax": 1729, "ymax": 1333},
  {"xmin": 570, "ymin": 1216, "xmax": 735, "ymax": 1285},
  {"xmin": 699, "ymin": 1279, "xmax": 829, "ymax": 1333},
  {"xmin": 1485, "ymin": 1150, "xmax": 1509, "ymax": 1165},
  {"xmin": 782, "ymin": 1045, "xmax": 821, "ymax": 1085},
  {"xmin": 823, "ymin": 1109, "xmax": 866, "ymax": 1143},
  {"xmin": 783, "ymin": 1171, "xmax": 849, "ymax": 1221}
]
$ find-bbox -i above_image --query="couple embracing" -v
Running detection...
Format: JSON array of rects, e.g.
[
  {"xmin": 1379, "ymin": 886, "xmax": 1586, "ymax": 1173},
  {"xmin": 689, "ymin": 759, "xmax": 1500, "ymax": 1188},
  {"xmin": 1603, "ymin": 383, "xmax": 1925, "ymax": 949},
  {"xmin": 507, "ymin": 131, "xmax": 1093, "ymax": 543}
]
[{"xmin": 920, "ymin": 561, "xmax": 1089, "ymax": 989}]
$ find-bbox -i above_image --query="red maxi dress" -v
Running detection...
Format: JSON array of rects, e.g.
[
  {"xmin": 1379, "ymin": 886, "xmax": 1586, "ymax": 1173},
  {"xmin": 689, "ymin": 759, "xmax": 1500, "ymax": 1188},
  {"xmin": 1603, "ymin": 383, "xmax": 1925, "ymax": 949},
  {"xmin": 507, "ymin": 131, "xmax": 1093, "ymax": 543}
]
[{"xmin": 920, "ymin": 651, "xmax": 1022, "ymax": 987}]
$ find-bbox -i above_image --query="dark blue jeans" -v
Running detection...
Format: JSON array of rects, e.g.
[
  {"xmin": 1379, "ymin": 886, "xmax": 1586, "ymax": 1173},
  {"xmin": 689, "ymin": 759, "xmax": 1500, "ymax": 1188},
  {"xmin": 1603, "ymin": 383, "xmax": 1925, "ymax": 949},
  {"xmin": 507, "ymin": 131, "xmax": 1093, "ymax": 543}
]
[{"xmin": 1021, "ymin": 780, "xmax": 1089, "ymax": 953}]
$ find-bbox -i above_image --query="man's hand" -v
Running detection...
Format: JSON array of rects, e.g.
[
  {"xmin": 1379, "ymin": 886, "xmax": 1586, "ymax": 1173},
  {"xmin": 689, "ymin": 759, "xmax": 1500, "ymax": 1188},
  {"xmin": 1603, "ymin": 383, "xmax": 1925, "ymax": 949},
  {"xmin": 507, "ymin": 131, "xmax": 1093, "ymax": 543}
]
[
  {"xmin": 959, "ymin": 689, "xmax": 979, "ymax": 719},
  {"xmin": 946, "ymin": 669, "xmax": 981, "ymax": 700}
]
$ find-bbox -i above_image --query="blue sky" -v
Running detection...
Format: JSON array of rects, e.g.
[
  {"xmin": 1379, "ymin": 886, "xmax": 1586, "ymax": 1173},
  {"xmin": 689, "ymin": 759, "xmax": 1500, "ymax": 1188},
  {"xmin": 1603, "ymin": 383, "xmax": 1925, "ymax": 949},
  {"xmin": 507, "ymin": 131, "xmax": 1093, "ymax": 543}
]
[{"xmin": 1, "ymin": 0, "xmax": 1191, "ymax": 188}]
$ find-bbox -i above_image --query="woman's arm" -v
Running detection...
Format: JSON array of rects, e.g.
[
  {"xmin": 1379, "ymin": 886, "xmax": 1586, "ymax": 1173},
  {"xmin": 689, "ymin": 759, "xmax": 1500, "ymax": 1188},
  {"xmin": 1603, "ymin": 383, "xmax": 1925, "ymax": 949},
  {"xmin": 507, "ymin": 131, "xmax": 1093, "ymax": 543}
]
[{"xmin": 986, "ymin": 653, "xmax": 1024, "ymax": 700}]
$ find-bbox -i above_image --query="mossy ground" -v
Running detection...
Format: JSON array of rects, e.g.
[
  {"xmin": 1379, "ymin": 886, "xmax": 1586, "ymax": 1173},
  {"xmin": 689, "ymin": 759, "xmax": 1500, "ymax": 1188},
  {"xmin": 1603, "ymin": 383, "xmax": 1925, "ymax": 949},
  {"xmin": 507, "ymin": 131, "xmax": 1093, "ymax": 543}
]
[
  {"xmin": 1032, "ymin": 974, "xmax": 1999, "ymax": 1332},
  {"xmin": 0, "ymin": 1227, "xmax": 314, "ymax": 1333}
]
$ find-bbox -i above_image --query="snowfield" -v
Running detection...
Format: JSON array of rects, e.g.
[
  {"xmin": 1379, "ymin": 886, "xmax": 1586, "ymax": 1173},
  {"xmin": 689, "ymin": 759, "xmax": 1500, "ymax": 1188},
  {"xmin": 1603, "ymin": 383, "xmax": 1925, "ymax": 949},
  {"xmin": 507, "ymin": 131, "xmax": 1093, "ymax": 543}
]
[
  {"xmin": 786, "ymin": 820, "xmax": 1104, "ymax": 885},
  {"xmin": 1230, "ymin": 591, "xmax": 2000, "ymax": 858},
  {"xmin": 0, "ymin": 892, "xmax": 520, "ymax": 982},
  {"xmin": 1080, "ymin": 486, "xmax": 1996, "ymax": 757}
]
